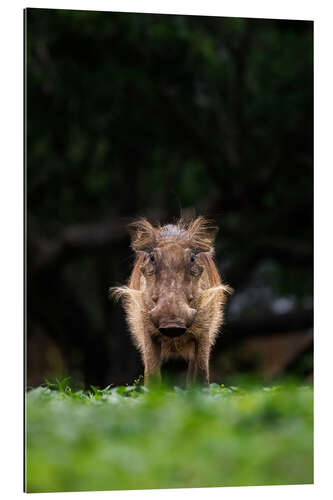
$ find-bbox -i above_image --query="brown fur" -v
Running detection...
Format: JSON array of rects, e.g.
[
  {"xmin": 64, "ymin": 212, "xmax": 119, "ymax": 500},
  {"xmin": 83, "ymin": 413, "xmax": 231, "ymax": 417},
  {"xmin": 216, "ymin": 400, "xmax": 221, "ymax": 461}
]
[{"xmin": 110, "ymin": 217, "xmax": 232, "ymax": 386}]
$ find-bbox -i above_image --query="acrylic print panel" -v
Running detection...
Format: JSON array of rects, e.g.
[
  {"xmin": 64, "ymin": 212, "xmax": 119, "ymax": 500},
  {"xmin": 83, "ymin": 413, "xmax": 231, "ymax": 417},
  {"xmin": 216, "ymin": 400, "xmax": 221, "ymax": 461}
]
[{"xmin": 25, "ymin": 7, "xmax": 313, "ymax": 493}]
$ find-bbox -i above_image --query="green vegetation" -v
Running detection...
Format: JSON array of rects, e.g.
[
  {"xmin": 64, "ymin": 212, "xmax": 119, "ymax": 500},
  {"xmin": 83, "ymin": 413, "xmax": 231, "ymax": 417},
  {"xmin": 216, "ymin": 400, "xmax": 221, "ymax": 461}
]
[{"xmin": 26, "ymin": 380, "xmax": 313, "ymax": 492}]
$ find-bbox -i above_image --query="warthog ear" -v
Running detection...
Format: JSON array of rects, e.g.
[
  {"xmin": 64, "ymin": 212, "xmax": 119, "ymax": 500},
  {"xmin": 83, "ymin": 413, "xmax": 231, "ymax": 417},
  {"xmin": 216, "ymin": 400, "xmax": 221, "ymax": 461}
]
[
  {"xmin": 129, "ymin": 218, "xmax": 157, "ymax": 252},
  {"xmin": 186, "ymin": 216, "xmax": 219, "ymax": 251}
]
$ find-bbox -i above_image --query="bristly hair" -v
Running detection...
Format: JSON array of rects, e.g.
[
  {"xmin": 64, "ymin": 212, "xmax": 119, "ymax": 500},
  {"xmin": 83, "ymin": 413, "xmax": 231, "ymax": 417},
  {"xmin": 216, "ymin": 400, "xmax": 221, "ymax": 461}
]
[
  {"xmin": 109, "ymin": 286, "xmax": 143, "ymax": 306},
  {"xmin": 128, "ymin": 218, "xmax": 159, "ymax": 251},
  {"xmin": 198, "ymin": 284, "xmax": 234, "ymax": 310},
  {"xmin": 183, "ymin": 216, "xmax": 218, "ymax": 251},
  {"xmin": 129, "ymin": 216, "xmax": 218, "ymax": 252}
]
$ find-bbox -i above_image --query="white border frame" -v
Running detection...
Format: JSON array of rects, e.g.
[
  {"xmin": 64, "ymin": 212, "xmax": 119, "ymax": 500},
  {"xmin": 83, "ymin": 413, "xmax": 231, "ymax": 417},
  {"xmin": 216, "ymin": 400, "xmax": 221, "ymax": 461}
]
[{"xmin": 2, "ymin": 1, "xmax": 332, "ymax": 499}]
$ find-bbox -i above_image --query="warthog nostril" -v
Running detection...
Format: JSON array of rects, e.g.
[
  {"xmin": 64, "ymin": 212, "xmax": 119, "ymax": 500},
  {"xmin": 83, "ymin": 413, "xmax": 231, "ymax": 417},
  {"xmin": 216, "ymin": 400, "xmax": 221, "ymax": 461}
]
[{"xmin": 158, "ymin": 325, "xmax": 187, "ymax": 338}]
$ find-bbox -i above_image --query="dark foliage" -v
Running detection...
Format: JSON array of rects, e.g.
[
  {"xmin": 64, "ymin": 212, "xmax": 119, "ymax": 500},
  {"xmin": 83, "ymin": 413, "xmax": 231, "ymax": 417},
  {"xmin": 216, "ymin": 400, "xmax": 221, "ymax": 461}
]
[{"xmin": 26, "ymin": 9, "xmax": 313, "ymax": 386}]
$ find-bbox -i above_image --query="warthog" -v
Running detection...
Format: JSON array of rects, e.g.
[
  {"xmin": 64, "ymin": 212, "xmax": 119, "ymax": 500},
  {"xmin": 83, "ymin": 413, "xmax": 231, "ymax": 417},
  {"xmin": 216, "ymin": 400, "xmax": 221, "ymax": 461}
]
[{"xmin": 110, "ymin": 216, "xmax": 232, "ymax": 386}]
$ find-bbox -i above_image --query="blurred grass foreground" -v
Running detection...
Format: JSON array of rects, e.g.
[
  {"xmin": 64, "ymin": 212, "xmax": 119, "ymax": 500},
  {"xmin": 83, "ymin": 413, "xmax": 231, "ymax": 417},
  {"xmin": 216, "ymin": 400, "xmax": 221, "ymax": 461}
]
[{"xmin": 26, "ymin": 381, "xmax": 313, "ymax": 492}]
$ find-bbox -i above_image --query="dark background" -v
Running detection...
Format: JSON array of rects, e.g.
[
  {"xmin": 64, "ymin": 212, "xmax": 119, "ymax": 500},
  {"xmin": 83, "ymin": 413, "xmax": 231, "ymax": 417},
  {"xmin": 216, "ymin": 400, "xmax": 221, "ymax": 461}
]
[{"xmin": 26, "ymin": 9, "xmax": 313, "ymax": 388}]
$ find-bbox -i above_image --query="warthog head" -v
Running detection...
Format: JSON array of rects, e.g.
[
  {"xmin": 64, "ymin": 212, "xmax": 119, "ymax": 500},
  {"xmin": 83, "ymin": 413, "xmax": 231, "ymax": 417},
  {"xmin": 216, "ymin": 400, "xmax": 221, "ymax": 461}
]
[{"xmin": 127, "ymin": 217, "xmax": 225, "ymax": 338}]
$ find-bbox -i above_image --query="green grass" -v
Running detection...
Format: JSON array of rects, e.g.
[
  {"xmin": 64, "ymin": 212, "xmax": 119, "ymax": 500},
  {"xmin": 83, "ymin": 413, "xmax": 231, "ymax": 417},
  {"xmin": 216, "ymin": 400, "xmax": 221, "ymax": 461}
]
[{"xmin": 25, "ymin": 380, "xmax": 313, "ymax": 493}]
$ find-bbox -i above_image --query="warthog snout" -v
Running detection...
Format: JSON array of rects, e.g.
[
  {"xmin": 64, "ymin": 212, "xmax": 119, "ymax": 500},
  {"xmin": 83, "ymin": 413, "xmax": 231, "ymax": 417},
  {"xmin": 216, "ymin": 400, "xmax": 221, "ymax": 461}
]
[
  {"xmin": 158, "ymin": 324, "xmax": 187, "ymax": 338},
  {"xmin": 149, "ymin": 297, "xmax": 197, "ymax": 337}
]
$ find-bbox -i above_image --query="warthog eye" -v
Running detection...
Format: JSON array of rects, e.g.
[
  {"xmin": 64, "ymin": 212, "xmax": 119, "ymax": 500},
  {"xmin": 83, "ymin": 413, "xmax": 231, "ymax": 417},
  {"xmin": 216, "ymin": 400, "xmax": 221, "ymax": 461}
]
[
  {"xmin": 190, "ymin": 254, "xmax": 196, "ymax": 264},
  {"xmin": 149, "ymin": 253, "xmax": 155, "ymax": 263}
]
